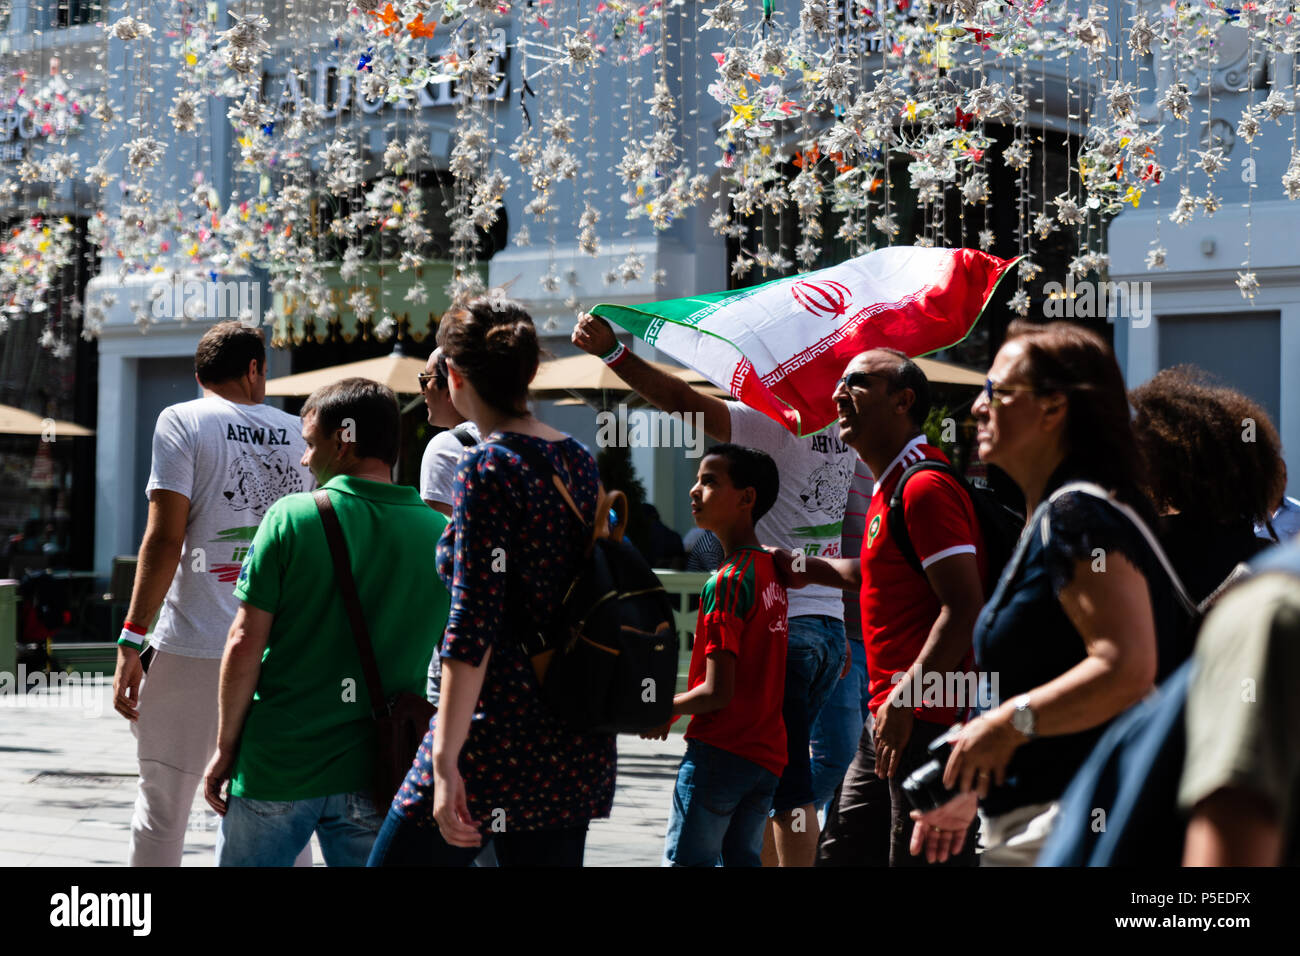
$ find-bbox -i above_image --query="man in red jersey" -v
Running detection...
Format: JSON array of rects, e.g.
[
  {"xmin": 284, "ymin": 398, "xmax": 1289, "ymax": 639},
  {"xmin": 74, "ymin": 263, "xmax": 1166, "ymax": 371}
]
[{"xmin": 778, "ymin": 349, "xmax": 988, "ymax": 866}]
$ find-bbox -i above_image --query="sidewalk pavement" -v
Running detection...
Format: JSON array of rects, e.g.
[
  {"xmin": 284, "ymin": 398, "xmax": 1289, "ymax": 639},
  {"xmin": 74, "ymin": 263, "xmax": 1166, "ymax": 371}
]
[{"xmin": 0, "ymin": 675, "xmax": 681, "ymax": 867}]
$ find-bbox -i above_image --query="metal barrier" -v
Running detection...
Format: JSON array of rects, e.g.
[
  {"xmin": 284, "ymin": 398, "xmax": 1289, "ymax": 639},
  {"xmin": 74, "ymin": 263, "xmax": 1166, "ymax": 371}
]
[{"xmin": 652, "ymin": 570, "xmax": 712, "ymax": 695}]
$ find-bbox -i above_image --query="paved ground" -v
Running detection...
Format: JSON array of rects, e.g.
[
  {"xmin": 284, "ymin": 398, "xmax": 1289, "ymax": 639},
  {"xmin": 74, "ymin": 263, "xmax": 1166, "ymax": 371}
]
[{"xmin": 0, "ymin": 673, "xmax": 681, "ymax": 867}]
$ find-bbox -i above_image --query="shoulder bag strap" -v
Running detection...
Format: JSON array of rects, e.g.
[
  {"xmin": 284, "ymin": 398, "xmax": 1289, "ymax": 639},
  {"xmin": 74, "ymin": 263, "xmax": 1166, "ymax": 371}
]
[
  {"xmin": 1047, "ymin": 481, "xmax": 1200, "ymax": 620},
  {"xmin": 314, "ymin": 489, "xmax": 390, "ymax": 719}
]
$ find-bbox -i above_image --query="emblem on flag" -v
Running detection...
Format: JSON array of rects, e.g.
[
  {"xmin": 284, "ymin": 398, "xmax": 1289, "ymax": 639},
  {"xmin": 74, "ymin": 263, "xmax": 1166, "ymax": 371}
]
[{"xmin": 792, "ymin": 279, "xmax": 852, "ymax": 319}]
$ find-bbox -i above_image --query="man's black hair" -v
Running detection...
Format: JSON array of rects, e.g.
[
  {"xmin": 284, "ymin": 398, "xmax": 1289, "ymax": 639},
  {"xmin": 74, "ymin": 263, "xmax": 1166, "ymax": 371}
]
[
  {"xmin": 875, "ymin": 347, "xmax": 931, "ymax": 429},
  {"xmin": 703, "ymin": 443, "xmax": 780, "ymax": 522}
]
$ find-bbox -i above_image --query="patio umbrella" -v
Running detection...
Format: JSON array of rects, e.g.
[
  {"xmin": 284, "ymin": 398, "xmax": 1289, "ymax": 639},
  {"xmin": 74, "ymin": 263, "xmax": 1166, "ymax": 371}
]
[
  {"xmin": 913, "ymin": 356, "xmax": 986, "ymax": 387},
  {"xmin": 0, "ymin": 404, "xmax": 94, "ymax": 437},
  {"xmin": 265, "ymin": 347, "xmax": 428, "ymax": 396}
]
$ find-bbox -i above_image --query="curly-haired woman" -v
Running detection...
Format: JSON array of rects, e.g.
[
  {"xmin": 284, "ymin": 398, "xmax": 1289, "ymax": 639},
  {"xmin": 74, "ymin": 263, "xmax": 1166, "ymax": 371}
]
[{"xmin": 1129, "ymin": 365, "xmax": 1285, "ymax": 603}]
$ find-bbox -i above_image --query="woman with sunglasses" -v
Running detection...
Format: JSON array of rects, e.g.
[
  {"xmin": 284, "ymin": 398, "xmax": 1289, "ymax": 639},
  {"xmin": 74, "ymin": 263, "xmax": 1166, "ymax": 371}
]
[
  {"xmin": 909, "ymin": 321, "xmax": 1185, "ymax": 866},
  {"xmin": 368, "ymin": 297, "xmax": 615, "ymax": 867}
]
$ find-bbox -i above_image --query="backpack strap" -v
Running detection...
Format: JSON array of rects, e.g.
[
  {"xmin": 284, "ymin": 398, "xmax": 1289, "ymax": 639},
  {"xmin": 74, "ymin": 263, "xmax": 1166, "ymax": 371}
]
[
  {"xmin": 488, "ymin": 437, "xmax": 593, "ymax": 660},
  {"xmin": 314, "ymin": 489, "xmax": 390, "ymax": 720},
  {"xmin": 887, "ymin": 459, "xmax": 962, "ymax": 577},
  {"xmin": 491, "ymin": 436, "xmax": 589, "ymax": 529},
  {"xmin": 450, "ymin": 423, "xmax": 478, "ymax": 448},
  {"xmin": 1047, "ymin": 481, "xmax": 1200, "ymax": 620}
]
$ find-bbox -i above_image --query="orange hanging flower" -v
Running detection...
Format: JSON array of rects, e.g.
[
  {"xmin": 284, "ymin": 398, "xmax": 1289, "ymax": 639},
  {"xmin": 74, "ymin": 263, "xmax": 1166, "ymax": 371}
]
[
  {"xmin": 370, "ymin": 3, "xmax": 400, "ymax": 35},
  {"xmin": 407, "ymin": 13, "xmax": 436, "ymax": 38}
]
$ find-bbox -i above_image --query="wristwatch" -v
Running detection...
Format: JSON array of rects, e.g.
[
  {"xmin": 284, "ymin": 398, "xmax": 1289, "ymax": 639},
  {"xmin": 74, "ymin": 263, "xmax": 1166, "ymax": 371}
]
[{"xmin": 1010, "ymin": 694, "xmax": 1037, "ymax": 740}]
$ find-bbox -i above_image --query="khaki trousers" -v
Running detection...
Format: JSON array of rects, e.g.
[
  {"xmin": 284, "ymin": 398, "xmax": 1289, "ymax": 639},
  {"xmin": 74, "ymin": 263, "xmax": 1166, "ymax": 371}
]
[{"xmin": 128, "ymin": 649, "xmax": 311, "ymax": 867}]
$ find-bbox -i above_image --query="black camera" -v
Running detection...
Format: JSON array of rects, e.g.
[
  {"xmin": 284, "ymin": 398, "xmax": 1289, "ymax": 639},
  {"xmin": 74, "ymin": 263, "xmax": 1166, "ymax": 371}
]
[{"xmin": 901, "ymin": 724, "xmax": 964, "ymax": 814}]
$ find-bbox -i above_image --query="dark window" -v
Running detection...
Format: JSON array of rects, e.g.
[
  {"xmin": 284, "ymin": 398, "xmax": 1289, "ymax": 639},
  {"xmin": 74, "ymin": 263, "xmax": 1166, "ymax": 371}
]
[{"xmin": 55, "ymin": 0, "xmax": 104, "ymax": 27}]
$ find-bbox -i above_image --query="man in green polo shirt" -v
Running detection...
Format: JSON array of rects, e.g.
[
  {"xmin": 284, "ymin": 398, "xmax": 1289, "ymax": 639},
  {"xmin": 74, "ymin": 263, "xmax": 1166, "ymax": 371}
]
[{"xmin": 202, "ymin": 377, "xmax": 449, "ymax": 866}]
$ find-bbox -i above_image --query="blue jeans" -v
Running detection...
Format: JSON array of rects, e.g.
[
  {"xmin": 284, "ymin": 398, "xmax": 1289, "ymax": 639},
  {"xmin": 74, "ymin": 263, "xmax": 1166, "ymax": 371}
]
[
  {"xmin": 773, "ymin": 615, "xmax": 847, "ymax": 813},
  {"xmin": 810, "ymin": 638, "xmax": 870, "ymax": 813},
  {"xmin": 368, "ymin": 809, "xmax": 588, "ymax": 867},
  {"xmin": 664, "ymin": 740, "xmax": 778, "ymax": 867},
  {"xmin": 217, "ymin": 791, "xmax": 384, "ymax": 867}
]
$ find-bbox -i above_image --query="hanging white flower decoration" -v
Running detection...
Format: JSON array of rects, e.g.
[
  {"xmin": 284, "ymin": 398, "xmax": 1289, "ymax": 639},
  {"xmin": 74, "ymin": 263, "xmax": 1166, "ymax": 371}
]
[
  {"xmin": 1054, "ymin": 194, "xmax": 1085, "ymax": 226},
  {"xmin": 1158, "ymin": 83, "xmax": 1191, "ymax": 120},
  {"xmin": 1003, "ymin": 139, "xmax": 1030, "ymax": 171},
  {"xmin": 1196, "ymin": 147, "xmax": 1226, "ymax": 177},
  {"xmin": 1129, "ymin": 12, "xmax": 1158, "ymax": 56},
  {"xmin": 170, "ymin": 90, "xmax": 204, "ymax": 134},
  {"xmin": 127, "ymin": 136, "xmax": 164, "ymax": 171},
  {"xmin": 108, "ymin": 16, "xmax": 153, "ymax": 41},
  {"xmin": 1169, "ymin": 187, "xmax": 1197, "ymax": 225},
  {"xmin": 1282, "ymin": 151, "xmax": 1300, "ymax": 200},
  {"xmin": 348, "ymin": 291, "xmax": 375, "ymax": 323},
  {"xmin": 1237, "ymin": 108, "xmax": 1261, "ymax": 143},
  {"xmin": 1008, "ymin": 289, "xmax": 1031, "ymax": 316},
  {"xmin": 1236, "ymin": 271, "xmax": 1260, "ymax": 299},
  {"xmin": 1146, "ymin": 245, "xmax": 1167, "ymax": 270}
]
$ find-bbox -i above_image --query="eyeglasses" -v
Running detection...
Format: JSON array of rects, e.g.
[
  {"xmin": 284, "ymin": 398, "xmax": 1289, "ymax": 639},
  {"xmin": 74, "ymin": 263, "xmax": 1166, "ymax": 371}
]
[
  {"xmin": 982, "ymin": 378, "xmax": 1038, "ymax": 407},
  {"xmin": 418, "ymin": 372, "xmax": 440, "ymax": 392},
  {"xmin": 835, "ymin": 371, "xmax": 886, "ymax": 392}
]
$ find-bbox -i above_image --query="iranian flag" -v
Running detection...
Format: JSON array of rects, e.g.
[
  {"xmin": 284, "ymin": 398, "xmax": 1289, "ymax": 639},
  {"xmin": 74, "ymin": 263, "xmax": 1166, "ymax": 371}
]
[{"xmin": 592, "ymin": 246, "xmax": 1018, "ymax": 437}]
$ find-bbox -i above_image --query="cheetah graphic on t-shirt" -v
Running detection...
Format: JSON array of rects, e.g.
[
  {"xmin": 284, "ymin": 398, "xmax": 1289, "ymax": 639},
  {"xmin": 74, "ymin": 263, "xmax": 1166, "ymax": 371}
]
[
  {"xmin": 223, "ymin": 450, "xmax": 303, "ymax": 517},
  {"xmin": 798, "ymin": 460, "xmax": 851, "ymax": 517}
]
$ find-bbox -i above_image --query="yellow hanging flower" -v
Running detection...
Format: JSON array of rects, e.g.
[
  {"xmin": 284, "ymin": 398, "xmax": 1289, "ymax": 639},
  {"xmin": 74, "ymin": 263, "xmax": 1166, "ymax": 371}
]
[{"xmin": 1123, "ymin": 186, "xmax": 1142, "ymax": 207}]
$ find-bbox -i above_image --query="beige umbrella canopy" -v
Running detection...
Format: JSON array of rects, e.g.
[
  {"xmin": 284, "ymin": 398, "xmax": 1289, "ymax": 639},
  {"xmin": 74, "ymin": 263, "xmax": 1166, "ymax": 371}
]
[
  {"xmin": 265, "ymin": 347, "xmax": 984, "ymax": 400},
  {"xmin": 0, "ymin": 404, "xmax": 94, "ymax": 437},
  {"xmin": 914, "ymin": 356, "xmax": 986, "ymax": 387},
  {"xmin": 265, "ymin": 350, "xmax": 429, "ymax": 396},
  {"xmin": 530, "ymin": 353, "xmax": 714, "ymax": 394}
]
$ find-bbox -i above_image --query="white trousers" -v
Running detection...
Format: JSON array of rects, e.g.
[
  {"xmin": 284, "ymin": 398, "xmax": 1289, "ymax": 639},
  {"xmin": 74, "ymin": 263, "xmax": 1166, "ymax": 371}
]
[
  {"xmin": 128, "ymin": 649, "xmax": 311, "ymax": 867},
  {"xmin": 977, "ymin": 801, "xmax": 1061, "ymax": 867}
]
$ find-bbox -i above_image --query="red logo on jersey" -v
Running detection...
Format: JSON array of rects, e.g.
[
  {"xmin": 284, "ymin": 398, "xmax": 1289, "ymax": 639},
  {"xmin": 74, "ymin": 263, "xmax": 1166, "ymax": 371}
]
[{"xmin": 792, "ymin": 279, "xmax": 852, "ymax": 319}]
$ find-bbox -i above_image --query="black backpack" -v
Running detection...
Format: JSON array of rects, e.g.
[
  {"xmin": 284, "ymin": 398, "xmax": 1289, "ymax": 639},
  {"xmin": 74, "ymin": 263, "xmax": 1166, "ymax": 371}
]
[
  {"xmin": 493, "ymin": 437, "xmax": 679, "ymax": 735},
  {"xmin": 887, "ymin": 459, "xmax": 1023, "ymax": 595}
]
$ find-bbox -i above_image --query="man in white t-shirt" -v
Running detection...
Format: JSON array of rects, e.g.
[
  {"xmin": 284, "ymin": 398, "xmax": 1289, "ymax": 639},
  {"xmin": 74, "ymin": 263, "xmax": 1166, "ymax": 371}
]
[
  {"xmin": 112, "ymin": 321, "xmax": 312, "ymax": 866},
  {"xmin": 417, "ymin": 347, "xmax": 480, "ymax": 706},
  {"xmin": 418, "ymin": 347, "xmax": 481, "ymax": 518},
  {"xmin": 573, "ymin": 314, "xmax": 855, "ymax": 866}
]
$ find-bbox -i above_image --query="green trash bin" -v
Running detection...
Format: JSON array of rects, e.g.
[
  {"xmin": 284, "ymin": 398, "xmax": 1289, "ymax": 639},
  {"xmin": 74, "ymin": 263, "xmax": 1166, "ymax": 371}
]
[{"xmin": 0, "ymin": 579, "xmax": 17, "ymax": 683}]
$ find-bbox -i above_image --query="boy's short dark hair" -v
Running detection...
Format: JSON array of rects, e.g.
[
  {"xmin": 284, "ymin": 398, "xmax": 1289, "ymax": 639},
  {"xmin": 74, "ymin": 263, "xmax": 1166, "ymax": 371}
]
[
  {"xmin": 301, "ymin": 377, "xmax": 401, "ymax": 466},
  {"xmin": 194, "ymin": 321, "xmax": 265, "ymax": 385},
  {"xmin": 704, "ymin": 443, "xmax": 779, "ymax": 523}
]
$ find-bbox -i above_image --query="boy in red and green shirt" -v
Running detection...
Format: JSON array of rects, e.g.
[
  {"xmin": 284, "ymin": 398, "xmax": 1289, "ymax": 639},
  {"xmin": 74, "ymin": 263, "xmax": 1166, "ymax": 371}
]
[{"xmin": 645, "ymin": 443, "xmax": 788, "ymax": 866}]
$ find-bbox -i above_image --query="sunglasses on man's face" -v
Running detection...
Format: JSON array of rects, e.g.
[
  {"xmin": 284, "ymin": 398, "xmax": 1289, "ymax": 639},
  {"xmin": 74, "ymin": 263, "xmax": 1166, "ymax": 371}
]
[
  {"xmin": 418, "ymin": 372, "xmax": 442, "ymax": 392},
  {"xmin": 835, "ymin": 371, "xmax": 885, "ymax": 392}
]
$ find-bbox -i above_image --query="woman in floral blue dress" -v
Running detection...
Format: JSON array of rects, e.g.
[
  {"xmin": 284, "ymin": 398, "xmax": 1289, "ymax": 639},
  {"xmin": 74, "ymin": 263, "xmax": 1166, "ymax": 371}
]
[{"xmin": 368, "ymin": 298, "xmax": 616, "ymax": 866}]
